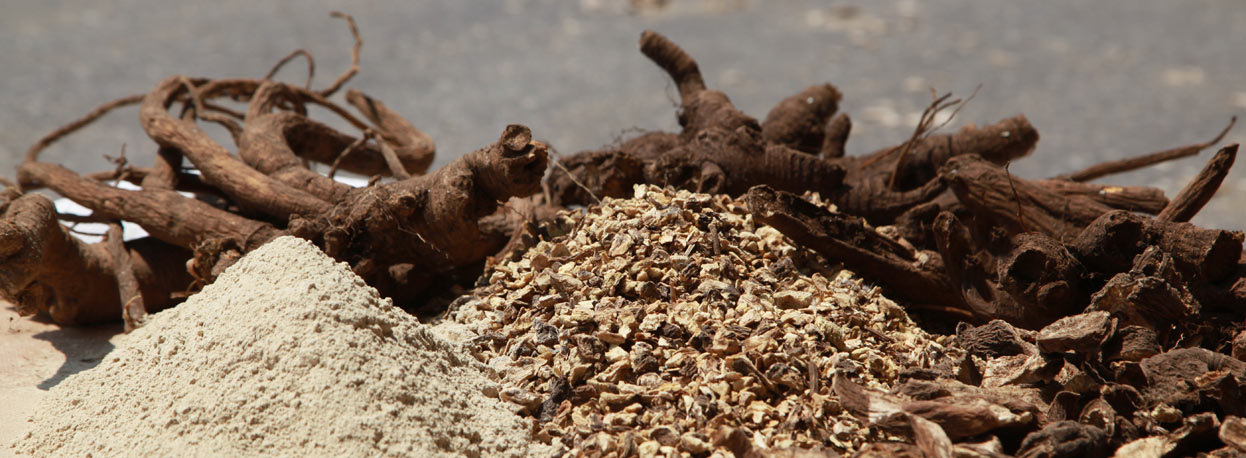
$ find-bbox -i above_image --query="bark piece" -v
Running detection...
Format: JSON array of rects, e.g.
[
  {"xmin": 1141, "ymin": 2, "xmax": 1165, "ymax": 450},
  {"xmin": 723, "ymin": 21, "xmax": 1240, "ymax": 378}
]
[
  {"xmin": 326, "ymin": 125, "xmax": 549, "ymax": 304},
  {"xmin": 956, "ymin": 320, "xmax": 1034, "ymax": 359},
  {"xmin": 854, "ymin": 443, "xmax": 923, "ymax": 457},
  {"xmin": 106, "ymin": 222, "xmax": 146, "ymax": 331},
  {"xmin": 345, "ymin": 88, "xmax": 435, "ymax": 176},
  {"xmin": 1015, "ymin": 421, "xmax": 1108, "ymax": 458},
  {"xmin": 1139, "ymin": 347, "xmax": 1246, "ymax": 410},
  {"xmin": 239, "ymin": 81, "xmax": 368, "ymax": 201},
  {"xmin": 1220, "ymin": 416, "xmax": 1246, "ymax": 453},
  {"xmin": 933, "ymin": 212, "xmax": 1086, "ymax": 329},
  {"xmin": 1057, "ymin": 117, "xmax": 1235, "ymax": 182},
  {"xmin": 820, "ymin": 113, "xmax": 851, "ymax": 159},
  {"xmin": 551, "ymin": 31, "xmax": 1034, "ymax": 227},
  {"xmin": 1115, "ymin": 412, "xmax": 1221, "ymax": 458},
  {"xmin": 902, "ymin": 397, "xmax": 1029, "ymax": 440},
  {"xmin": 1104, "ymin": 325, "xmax": 1161, "ymax": 362},
  {"xmin": 0, "ymin": 194, "xmax": 192, "ymax": 324},
  {"xmin": 1046, "ymin": 391, "xmax": 1081, "ymax": 422},
  {"xmin": 1088, "ymin": 246, "xmax": 1198, "ymax": 331},
  {"xmin": 1233, "ymin": 330, "xmax": 1246, "ymax": 362},
  {"xmin": 140, "ymin": 76, "xmax": 333, "ymax": 220},
  {"xmin": 1100, "ymin": 383, "xmax": 1144, "ymax": 416},
  {"xmin": 995, "ymin": 233, "xmax": 1091, "ymax": 324},
  {"xmin": 833, "ymin": 374, "xmax": 1029, "ymax": 441},
  {"xmin": 980, "ymin": 352, "xmax": 1064, "ymax": 388},
  {"xmin": 1036, "ymin": 311, "xmax": 1116, "ymax": 355},
  {"xmin": 906, "ymin": 413, "xmax": 954, "ymax": 458},
  {"xmin": 18, "ymin": 161, "xmax": 282, "ymax": 250}
]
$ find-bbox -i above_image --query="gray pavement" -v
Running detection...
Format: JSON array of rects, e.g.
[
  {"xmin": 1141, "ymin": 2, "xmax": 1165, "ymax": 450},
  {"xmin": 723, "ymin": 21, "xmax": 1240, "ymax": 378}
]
[{"xmin": 3, "ymin": 0, "xmax": 1244, "ymax": 229}]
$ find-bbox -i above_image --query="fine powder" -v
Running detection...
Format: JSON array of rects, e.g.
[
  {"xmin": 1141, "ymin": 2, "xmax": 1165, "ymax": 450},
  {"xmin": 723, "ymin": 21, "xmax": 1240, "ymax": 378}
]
[{"xmin": 13, "ymin": 236, "xmax": 548, "ymax": 458}]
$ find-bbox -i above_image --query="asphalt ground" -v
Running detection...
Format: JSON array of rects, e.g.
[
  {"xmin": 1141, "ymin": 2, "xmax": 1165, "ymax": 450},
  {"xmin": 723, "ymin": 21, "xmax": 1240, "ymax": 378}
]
[{"xmin": 3, "ymin": 0, "xmax": 1244, "ymax": 229}]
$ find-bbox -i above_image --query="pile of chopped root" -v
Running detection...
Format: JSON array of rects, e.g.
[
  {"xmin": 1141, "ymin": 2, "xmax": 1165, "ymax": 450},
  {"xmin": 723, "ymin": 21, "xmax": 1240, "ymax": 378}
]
[
  {"xmin": 447, "ymin": 185, "xmax": 964, "ymax": 455},
  {"xmin": 13, "ymin": 237, "xmax": 548, "ymax": 458}
]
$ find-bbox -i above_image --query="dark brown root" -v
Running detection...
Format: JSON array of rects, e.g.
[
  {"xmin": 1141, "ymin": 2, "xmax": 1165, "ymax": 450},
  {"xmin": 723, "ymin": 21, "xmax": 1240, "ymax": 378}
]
[
  {"xmin": 1157, "ymin": 143, "xmax": 1238, "ymax": 223},
  {"xmin": 1058, "ymin": 116, "xmax": 1235, "ymax": 182}
]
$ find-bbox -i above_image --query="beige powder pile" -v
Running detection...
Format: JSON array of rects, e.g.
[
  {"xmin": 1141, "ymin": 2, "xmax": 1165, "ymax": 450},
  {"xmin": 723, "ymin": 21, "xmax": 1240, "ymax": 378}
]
[{"xmin": 13, "ymin": 236, "xmax": 549, "ymax": 458}]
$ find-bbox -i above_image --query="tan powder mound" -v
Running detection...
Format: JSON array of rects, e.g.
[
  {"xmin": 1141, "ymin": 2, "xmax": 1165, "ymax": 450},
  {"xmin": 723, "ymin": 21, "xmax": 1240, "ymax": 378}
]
[{"xmin": 12, "ymin": 236, "xmax": 548, "ymax": 458}]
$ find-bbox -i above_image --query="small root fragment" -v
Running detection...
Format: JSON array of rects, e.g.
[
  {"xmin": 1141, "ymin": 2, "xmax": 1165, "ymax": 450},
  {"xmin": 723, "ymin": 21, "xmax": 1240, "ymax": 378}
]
[
  {"xmin": 106, "ymin": 222, "xmax": 146, "ymax": 331},
  {"xmin": 1157, "ymin": 143, "xmax": 1238, "ymax": 223}
]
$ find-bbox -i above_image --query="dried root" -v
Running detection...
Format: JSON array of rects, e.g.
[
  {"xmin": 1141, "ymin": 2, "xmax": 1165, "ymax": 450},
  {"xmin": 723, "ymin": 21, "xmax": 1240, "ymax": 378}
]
[
  {"xmin": 549, "ymin": 31, "xmax": 1039, "ymax": 226},
  {"xmin": 2, "ymin": 13, "xmax": 546, "ymax": 325},
  {"xmin": 6, "ymin": 15, "xmax": 1246, "ymax": 458}
]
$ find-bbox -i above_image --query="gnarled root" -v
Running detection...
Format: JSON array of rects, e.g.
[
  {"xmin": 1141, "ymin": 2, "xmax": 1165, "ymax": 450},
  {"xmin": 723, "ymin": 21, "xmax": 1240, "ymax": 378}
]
[
  {"xmin": 549, "ymin": 30, "xmax": 1038, "ymax": 228},
  {"xmin": 6, "ymin": 13, "xmax": 550, "ymax": 325},
  {"xmin": 0, "ymin": 194, "xmax": 191, "ymax": 324},
  {"xmin": 304, "ymin": 124, "xmax": 549, "ymax": 305}
]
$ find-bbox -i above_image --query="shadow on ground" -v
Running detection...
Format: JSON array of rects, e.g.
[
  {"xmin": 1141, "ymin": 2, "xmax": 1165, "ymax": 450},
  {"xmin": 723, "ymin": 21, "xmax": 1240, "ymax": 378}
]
[{"xmin": 29, "ymin": 319, "xmax": 119, "ymax": 390}]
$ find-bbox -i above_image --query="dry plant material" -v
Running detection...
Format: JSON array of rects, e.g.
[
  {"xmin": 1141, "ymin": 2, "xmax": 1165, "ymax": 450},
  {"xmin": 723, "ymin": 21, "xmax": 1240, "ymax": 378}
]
[
  {"xmin": 450, "ymin": 185, "xmax": 963, "ymax": 455},
  {"xmin": 1055, "ymin": 116, "xmax": 1235, "ymax": 182},
  {"xmin": 1156, "ymin": 143, "xmax": 1238, "ymax": 223},
  {"xmin": 6, "ymin": 17, "xmax": 1246, "ymax": 457},
  {"xmin": 548, "ymin": 31, "xmax": 1040, "ymax": 226},
  {"xmin": 1, "ymin": 13, "xmax": 547, "ymax": 324}
]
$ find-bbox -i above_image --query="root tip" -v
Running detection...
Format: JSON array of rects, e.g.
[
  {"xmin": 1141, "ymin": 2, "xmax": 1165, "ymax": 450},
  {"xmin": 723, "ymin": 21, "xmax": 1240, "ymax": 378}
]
[{"xmin": 501, "ymin": 125, "xmax": 532, "ymax": 152}]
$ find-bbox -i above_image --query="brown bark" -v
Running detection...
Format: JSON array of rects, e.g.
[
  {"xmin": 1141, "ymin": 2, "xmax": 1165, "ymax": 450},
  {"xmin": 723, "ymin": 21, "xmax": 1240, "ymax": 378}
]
[
  {"xmin": 240, "ymin": 81, "xmax": 354, "ymax": 202},
  {"xmin": 314, "ymin": 125, "xmax": 548, "ymax": 304},
  {"xmin": 549, "ymin": 32, "xmax": 850, "ymax": 206},
  {"xmin": 856, "ymin": 115, "xmax": 1040, "ymax": 192},
  {"xmin": 5, "ymin": 12, "xmax": 554, "ymax": 323},
  {"xmin": 19, "ymin": 162, "xmax": 282, "ymax": 250},
  {"xmin": 932, "ymin": 212, "xmax": 1088, "ymax": 329},
  {"xmin": 1088, "ymin": 246, "xmax": 1198, "ymax": 339}
]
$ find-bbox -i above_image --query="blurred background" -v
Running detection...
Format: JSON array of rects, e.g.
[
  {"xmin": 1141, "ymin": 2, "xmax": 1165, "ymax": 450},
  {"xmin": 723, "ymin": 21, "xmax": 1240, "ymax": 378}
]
[{"xmin": 2, "ymin": 0, "xmax": 1244, "ymax": 229}]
